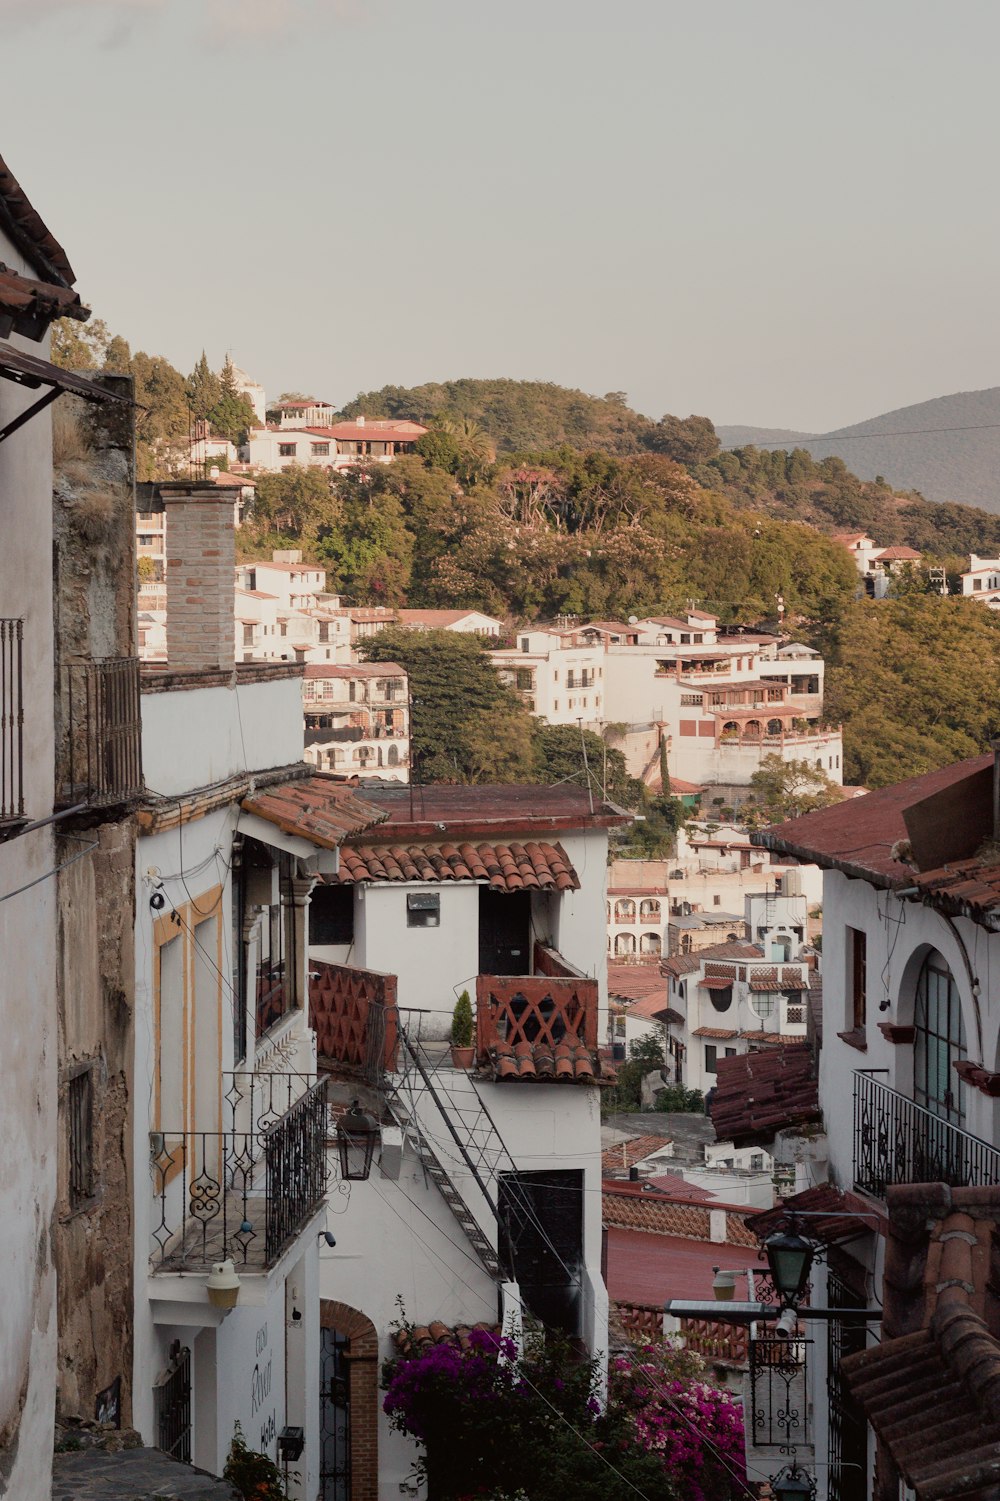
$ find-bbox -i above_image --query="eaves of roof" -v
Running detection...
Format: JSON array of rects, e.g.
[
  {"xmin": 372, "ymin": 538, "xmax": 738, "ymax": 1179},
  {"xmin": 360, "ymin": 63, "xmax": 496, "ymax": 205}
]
[{"xmin": 0, "ymin": 154, "xmax": 76, "ymax": 286}]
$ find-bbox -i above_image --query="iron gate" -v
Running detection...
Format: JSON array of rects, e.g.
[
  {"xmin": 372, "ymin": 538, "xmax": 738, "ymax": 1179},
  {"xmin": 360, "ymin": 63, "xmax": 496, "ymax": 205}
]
[
  {"xmin": 827, "ymin": 1273, "xmax": 868, "ymax": 1501},
  {"xmin": 154, "ymin": 1342, "xmax": 191, "ymax": 1464},
  {"xmin": 320, "ymin": 1329, "xmax": 350, "ymax": 1501}
]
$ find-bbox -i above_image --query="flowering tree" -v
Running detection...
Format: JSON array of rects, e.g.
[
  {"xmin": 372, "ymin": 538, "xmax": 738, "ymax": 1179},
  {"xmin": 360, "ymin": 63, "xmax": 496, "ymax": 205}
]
[{"xmin": 382, "ymin": 1321, "xmax": 748, "ymax": 1501}]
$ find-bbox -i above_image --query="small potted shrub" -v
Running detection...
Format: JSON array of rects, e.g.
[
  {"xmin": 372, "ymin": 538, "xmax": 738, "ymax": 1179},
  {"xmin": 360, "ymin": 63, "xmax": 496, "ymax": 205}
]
[{"xmin": 450, "ymin": 990, "xmax": 474, "ymax": 1069}]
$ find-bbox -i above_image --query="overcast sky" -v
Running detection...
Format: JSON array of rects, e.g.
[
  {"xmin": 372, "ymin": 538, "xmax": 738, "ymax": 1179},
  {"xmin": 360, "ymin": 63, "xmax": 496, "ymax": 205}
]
[{"xmin": 2, "ymin": 0, "xmax": 998, "ymax": 430}]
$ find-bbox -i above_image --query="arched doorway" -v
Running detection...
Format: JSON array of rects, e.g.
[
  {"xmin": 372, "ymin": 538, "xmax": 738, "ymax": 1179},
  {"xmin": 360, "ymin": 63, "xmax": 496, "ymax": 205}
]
[{"xmin": 319, "ymin": 1300, "xmax": 378, "ymax": 1501}]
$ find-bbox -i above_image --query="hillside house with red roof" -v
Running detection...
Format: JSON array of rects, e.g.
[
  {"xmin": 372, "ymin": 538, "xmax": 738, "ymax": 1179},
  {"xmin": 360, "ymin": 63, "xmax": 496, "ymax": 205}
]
[{"xmin": 241, "ymin": 413, "xmax": 427, "ymax": 473}]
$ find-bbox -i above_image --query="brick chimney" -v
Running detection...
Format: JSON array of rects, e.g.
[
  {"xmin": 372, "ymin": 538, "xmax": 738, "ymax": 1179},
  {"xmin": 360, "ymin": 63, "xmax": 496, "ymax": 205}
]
[{"xmin": 161, "ymin": 481, "xmax": 235, "ymax": 673}]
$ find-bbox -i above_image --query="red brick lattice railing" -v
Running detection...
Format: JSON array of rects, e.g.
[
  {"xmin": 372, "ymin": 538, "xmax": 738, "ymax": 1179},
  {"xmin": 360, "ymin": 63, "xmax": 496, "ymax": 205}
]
[
  {"xmin": 309, "ymin": 962, "xmax": 398, "ymax": 1073},
  {"xmin": 611, "ymin": 1302, "xmax": 748, "ymax": 1365},
  {"xmin": 475, "ymin": 973, "xmax": 599, "ymax": 1062}
]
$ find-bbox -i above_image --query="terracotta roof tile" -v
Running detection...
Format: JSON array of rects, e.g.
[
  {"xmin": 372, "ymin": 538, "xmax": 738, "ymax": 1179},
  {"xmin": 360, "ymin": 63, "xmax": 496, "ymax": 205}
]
[
  {"xmin": 0, "ymin": 154, "xmax": 76, "ymax": 285},
  {"xmin": 330, "ymin": 839, "xmax": 579, "ymax": 892},
  {"xmin": 915, "ymin": 854, "xmax": 1000, "ymax": 919},
  {"xmin": 0, "ymin": 264, "xmax": 86, "ymax": 339},
  {"xmin": 755, "ymin": 755, "xmax": 992, "ymax": 884},
  {"xmin": 661, "ymin": 941, "xmax": 762, "ymax": 978},
  {"xmin": 601, "ymin": 1136, "xmax": 672, "ymax": 1176},
  {"xmin": 607, "ymin": 963, "xmax": 666, "ymax": 1005},
  {"xmin": 709, "ymin": 1042, "xmax": 820, "ymax": 1146},
  {"xmin": 748, "ymin": 1184, "xmax": 883, "ymax": 1245},
  {"xmin": 842, "ymin": 1184, "xmax": 1000, "ymax": 1501},
  {"xmin": 393, "ymin": 1321, "xmax": 502, "ymax": 1358},
  {"xmin": 691, "ymin": 1026, "xmax": 740, "ymax": 1039},
  {"xmin": 241, "ymin": 774, "xmax": 388, "ymax": 850},
  {"xmin": 487, "ymin": 1036, "xmax": 610, "ymax": 1085}
]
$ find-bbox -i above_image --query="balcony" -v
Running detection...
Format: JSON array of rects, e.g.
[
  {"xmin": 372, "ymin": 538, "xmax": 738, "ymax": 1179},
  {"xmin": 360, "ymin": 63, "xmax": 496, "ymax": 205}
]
[
  {"xmin": 309, "ymin": 962, "xmax": 399, "ymax": 1080},
  {"xmin": 61, "ymin": 657, "xmax": 143, "ymax": 807},
  {"xmin": 150, "ymin": 1073, "xmax": 329, "ymax": 1271},
  {"xmin": 853, "ymin": 1070, "xmax": 1000, "ymax": 1198},
  {"xmin": 476, "ymin": 946, "xmax": 603, "ymax": 1080}
]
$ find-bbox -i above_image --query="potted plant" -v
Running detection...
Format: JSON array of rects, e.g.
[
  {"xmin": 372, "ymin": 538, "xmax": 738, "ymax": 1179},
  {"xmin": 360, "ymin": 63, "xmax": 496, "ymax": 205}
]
[{"xmin": 450, "ymin": 990, "xmax": 474, "ymax": 1069}]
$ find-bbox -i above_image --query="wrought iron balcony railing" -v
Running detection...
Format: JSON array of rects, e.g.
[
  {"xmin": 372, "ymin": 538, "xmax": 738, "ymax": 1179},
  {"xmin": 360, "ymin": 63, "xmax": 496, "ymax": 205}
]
[
  {"xmin": 62, "ymin": 656, "xmax": 143, "ymax": 807},
  {"xmin": 853, "ymin": 1069, "xmax": 1000, "ymax": 1198},
  {"xmin": 0, "ymin": 619, "xmax": 23, "ymax": 825},
  {"xmin": 151, "ymin": 1074, "xmax": 329, "ymax": 1270},
  {"xmin": 749, "ymin": 1332, "xmax": 812, "ymax": 1451}
]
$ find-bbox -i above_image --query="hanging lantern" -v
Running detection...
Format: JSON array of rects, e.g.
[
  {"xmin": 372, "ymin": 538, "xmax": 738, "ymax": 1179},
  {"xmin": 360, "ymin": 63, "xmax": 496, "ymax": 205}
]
[
  {"xmin": 336, "ymin": 1100, "xmax": 380, "ymax": 1181},
  {"xmin": 771, "ymin": 1463, "xmax": 816, "ymax": 1501},
  {"xmin": 764, "ymin": 1225, "xmax": 814, "ymax": 1307}
]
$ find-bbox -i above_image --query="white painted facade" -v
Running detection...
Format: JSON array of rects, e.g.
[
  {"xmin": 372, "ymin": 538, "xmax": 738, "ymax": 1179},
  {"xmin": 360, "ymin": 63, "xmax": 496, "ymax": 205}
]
[
  {"xmin": 303, "ymin": 664, "xmax": 410, "ymax": 782},
  {"xmin": 960, "ymin": 553, "xmax": 1000, "ymax": 608},
  {"xmin": 492, "ymin": 630, "xmax": 606, "ymax": 725},
  {"xmin": 0, "ymin": 284, "xmax": 58, "ymax": 1501}
]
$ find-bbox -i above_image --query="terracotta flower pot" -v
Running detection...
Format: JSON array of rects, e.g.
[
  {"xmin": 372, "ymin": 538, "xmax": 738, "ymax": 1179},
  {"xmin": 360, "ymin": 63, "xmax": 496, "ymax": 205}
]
[{"xmin": 450, "ymin": 1045, "xmax": 475, "ymax": 1069}]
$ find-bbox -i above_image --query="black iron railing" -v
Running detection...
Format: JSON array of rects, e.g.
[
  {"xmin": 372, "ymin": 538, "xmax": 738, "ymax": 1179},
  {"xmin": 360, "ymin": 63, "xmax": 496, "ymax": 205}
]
[
  {"xmin": 853, "ymin": 1070, "xmax": 1000, "ymax": 1198},
  {"xmin": 0, "ymin": 618, "xmax": 23, "ymax": 823},
  {"xmin": 63, "ymin": 656, "xmax": 142, "ymax": 806},
  {"xmin": 154, "ymin": 1343, "xmax": 191, "ymax": 1463},
  {"xmin": 151, "ymin": 1075, "xmax": 329, "ymax": 1269},
  {"xmin": 749, "ymin": 1333, "xmax": 812, "ymax": 1451}
]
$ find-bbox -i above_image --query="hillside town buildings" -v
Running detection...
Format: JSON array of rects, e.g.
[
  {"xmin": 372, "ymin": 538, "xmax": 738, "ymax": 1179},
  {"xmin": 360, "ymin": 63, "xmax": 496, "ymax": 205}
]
[{"xmin": 960, "ymin": 552, "xmax": 1000, "ymax": 607}]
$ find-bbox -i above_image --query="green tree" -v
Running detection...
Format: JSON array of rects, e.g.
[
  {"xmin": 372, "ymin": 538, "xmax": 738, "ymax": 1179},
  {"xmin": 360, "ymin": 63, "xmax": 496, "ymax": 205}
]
[
  {"xmin": 187, "ymin": 350, "xmax": 222, "ymax": 421},
  {"xmin": 207, "ymin": 357, "xmax": 257, "ymax": 445},
  {"xmin": 250, "ymin": 466, "xmax": 341, "ymax": 542},
  {"xmin": 644, "ymin": 412, "xmax": 720, "ymax": 464},
  {"xmin": 50, "ymin": 315, "xmax": 110, "ymax": 370},
  {"xmin": 748, "ymin": 756, "xmax": 843, "ymax": 821},
  {"xmin": 359, "ymin": 628, "xmax": 532, "ymax": 783}
]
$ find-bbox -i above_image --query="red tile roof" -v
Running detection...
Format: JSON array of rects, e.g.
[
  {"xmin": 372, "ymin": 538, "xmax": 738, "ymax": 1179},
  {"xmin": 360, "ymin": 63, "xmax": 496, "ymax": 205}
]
[
  {"xmin": 626, "ymin": 992, "xmax": 673, "ymax": 1022},
  {"xmin": 646, "ymin": 1175, "xmax": 717, "ymax": 1202},
  {"xmin": 331, "ymin": 839, "xmax": 578, "ymax": 892},
  {"xmin": 395, "ymin": 609, "xmax": 501, "ymax": 628},
  {"xmin": 607, "ymin": 964, "xmax": 666, "ymax": 1004},
  {"xmin": 241, "ymin": 775, "xmax": 389, "ymax": 850},
  {"xmin": 345, "ymin": 783, "xmax": 630, "ymax": 838},
  {"xmin": 0, "ymin": 264, "xmax": 86, "ymax": 338},
  {"xmin": 601, "ymin": 1136, "xmax": 672, "ymax": 1176},
  {"xmin": 393, "ymin": 1321, "xmax": 501, "ymax": 1358},
  {"xmin": 691, "ymin": 1026, "xmax": 740, "ymax": 1039},
  {"xmin": 874, "ymin": 545, "xmax": 922, "ymax": 560},
  {"xmin": 843, "ymin": 1184, "xmax": 1000, "ymax": 1501},
  {"xmin": 604, "ymin": 1226, "xmax": 761, "ymax": 1304},
  {"xmin": 488, "ymin": 1036, "xmax": 610, "ymax": 1084},
  {"xmin": 754, "ymin": 755, "xmax": 993, "ymax": 884},
  {"xmin": 313, "ymin": 420, "xmax": 427, "ymax": 442},
  {"xmin": 709, "ymin": 1042, "xmax": 820, "ymax": 1146},
  {"xmin": 0, "ymin": 154, "xmax": 76, "ymax": 285},
  {"xmin": 661, "ymin": 941, "xmax": 762, "ymax": 978},
  {"xmin": 748, "ymin": 1184, "xmax": 883, "ymax": 1246},
  {"xmin": 915, "ymin": 853, "xmax": 1000, "ymax": 919}
]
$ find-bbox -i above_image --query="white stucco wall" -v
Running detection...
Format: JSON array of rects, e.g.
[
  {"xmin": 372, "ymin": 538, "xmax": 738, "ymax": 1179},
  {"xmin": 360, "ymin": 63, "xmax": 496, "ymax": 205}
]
[
  {"xmin": 141, "ymin": 674, "xmax": 304, "ymax": 796},
  {"xmin": 0, "ymin": 241, "xmax": 58, "ymax": 1500}
]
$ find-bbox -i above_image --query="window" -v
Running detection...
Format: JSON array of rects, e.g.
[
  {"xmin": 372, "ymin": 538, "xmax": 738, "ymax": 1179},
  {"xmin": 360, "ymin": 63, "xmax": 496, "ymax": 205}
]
[
  {"xmin": 848, "ymin": 927, "xmax": 867, "ymax": 1031},
  {"xmin": 749, "ymin": 1152, "xmax": 764, "ymax": 1169},
  {"xmin": 914, "ymin": 951, "xmax": 966, "ymax": 1122},
  {"xmin": 520, "ymin": 637, "xmax": 529, "ymax": 651},
  {"xmin": 278, "ymin": 443, "xmax": 297, "ymax": 457},
  {"xmin": 705, "ymin": 1045, "xmax": 718, "ymax": 1074},
  {"xmin": 516, "ymin": 669, "xmax": 533, "ymax": 690},
  {"xmin": 709, "ymin": 985, "xmax": 733, "ymax": 1014},
  {"xmin": 753, "ymin": 992, "xmax": 777, "ymax": 1018},
  {"xmin": 67, "ymin": 1062, "xmax": 95, "ymax": 1209},
  {"xmin": 138, "ymin": 533, "xmax": 154, "ymax": 545},
  {"xmin": 407, "ymin": 892, "xmax": 440, "ymax": 928},
  {"xmin": 311, "ymin": 442, "xmax": 330, "ymax": 456},
  {"xmin": 713, "ymin": 894, "xmax": 721, "ymax": 906},
  {"xmin": 725, "ymin": 1047, "xmax": 738, "ymax": 1058},
  {"xmin": 310, "ymin": 884, "xmax": 355, "ymax": 946},
  {"xmin": 499, "ymin": 1170, "xmax": 583, "ymax": 1337}
]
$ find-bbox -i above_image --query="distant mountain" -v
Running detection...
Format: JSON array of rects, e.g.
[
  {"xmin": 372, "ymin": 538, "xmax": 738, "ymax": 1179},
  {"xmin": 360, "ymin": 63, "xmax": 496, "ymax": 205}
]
[
  {"xmin": 719, "ymin": 388, "xmax": 1000, "ymax": 513},
  {"xmin": 716, "ymin": 425, "xmax": 811, "ymax": 447}
]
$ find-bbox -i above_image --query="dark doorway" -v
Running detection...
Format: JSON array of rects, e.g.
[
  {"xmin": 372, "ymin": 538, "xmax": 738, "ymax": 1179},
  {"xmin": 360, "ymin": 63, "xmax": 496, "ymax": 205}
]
[
  {"xmin": 479, "ymin": 889, "xmax": 531, "ymax": 975},
  {"xmin": 319, "ymin": 1329, "xmax": 351, "ymax": 1501},
  {"xmin": 499, "ymin": 1169, "xmax": 583, "ymax": 1337}
]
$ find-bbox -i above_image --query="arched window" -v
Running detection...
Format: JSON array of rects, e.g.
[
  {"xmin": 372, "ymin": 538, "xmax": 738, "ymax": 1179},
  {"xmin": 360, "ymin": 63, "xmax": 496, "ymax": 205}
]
[
  {"xmin": 614, "ymin": 932, "xmax": 636, "ymax": 957},
  {"xmin": 640, "ymin": 932, "xmax": 661, "ymax": 956},
  {"xmin": 744, "ymin": 720, "xmax": 762, "ymax": 738},
  {"xmin": 914, "ymin": 951, "xmax": 966, "ymax": 1123},
  {"xmin": 640, "ymin": 898, "xmax": 661, "ymax": 921},
  {"xmin": 387, "ymin": 743, "xmax": 399, "ymax": 766},
  {"xmin": 767, "ymin": 719, "xmax": 783, "ymax": 736},
  {"xmin": 721, "ymin": 721, "xmax": 740, "ymax": 739},
  {"xmin": 615, "ymin": 898, "xmax": 636, "ymax": 921}
]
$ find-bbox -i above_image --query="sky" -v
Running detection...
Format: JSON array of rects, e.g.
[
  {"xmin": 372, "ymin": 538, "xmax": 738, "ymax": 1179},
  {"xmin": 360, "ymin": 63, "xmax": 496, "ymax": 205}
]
[{"xmin": 2, "ymin": 0, "xmax": 999, "ymax": 431}]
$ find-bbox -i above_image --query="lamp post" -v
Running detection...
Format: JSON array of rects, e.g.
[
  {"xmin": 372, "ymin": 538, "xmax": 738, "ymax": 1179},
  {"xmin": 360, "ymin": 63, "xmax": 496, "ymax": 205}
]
[
  {"xmin": 336, "ymin": 1099, "xmax": 380, "ymax": 1181},
  {"xmin": 763, "ymin": 1222, "xmax": 815, "ymax": 1308}
]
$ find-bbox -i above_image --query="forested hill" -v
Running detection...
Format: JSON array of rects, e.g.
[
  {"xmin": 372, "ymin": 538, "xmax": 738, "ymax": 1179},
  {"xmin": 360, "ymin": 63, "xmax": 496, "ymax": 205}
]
[
  {"xmin": 340, "ymin": 380, "xmax": 659, "ymax": 455},
  {"xmin": 718, "ymin": 386, "xmax": 1000, "ymax": 514}
]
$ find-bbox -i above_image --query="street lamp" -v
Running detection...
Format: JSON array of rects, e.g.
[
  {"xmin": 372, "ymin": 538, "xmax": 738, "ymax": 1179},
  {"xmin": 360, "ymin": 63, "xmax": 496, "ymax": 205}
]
[
  {"xmin": 336, "ymin": 1099, "xmax": 380, "ymax": 1181},
  {"xmin": 763, "ymin": 1224, "xmax": 814, "ymax": 1307},
  {"xmin": 771, "ymin": 1461, "xmax": 816, "ymax": 1501}
]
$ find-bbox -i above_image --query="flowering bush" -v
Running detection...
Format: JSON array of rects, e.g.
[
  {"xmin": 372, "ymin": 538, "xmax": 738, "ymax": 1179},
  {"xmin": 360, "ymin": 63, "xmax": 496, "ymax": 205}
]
[
  {"xmin": 382, "ymin": 1315, "xmax": 747, "ymax": 1501},
  {"xmin": 609, "ymin": 1347, "xmax": 747, "ymax": 1501}
]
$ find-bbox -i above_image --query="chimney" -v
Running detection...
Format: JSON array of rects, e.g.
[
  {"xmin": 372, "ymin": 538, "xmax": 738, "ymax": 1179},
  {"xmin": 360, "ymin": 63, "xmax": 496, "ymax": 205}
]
[{"xmin": 161, "ymin": 481, "xmax": 235, "ymax": 674}]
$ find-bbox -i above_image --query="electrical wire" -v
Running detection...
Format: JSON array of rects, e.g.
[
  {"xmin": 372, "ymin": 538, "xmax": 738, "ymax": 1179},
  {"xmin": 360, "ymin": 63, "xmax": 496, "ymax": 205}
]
[
  {"xmin": 0, "ymin": 833, "xmax": 100, "ymax": 905},
  {"xmin": 722, "ymin": 418, "xmax": 1000, "ymax": 451}
]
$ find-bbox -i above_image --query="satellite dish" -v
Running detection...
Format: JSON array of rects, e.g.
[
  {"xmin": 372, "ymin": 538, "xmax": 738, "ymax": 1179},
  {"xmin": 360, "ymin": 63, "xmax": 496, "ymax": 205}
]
[{"xmin": 628, "ymin": 615, "xmax": 638, "ymax": 625}]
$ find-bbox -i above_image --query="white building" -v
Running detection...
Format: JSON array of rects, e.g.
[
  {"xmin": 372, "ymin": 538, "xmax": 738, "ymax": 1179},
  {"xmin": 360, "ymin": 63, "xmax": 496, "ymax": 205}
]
[
  {"xmin": 606, "ymin": 857, "xmax": 669, "ymax": 961},
  {"xmin": 303, "ymin": 662, "xmax": 410, "ymax": 781},
  {"xmin": 833, "ymin": 531, "xmax": 924, "ymax": 598},
  {"xmin": 753, "ymin": 749, "xmax": 1000, "ymax": 1501},
  {"xmin": 242, "ymin": 416, "xmax": 427, "ymax": 474},
  {"xmin": 231, "ymin": 363, "xmax": 266, "ymax": 425},
  {"xmin": 666, "ymin": 825, "xmax": 822, "ymax": 954},
  {"xmin": 133, "ymin": 480, "xmax": 389, "ymax": 1497},
  {"xmin": 492, "ymin": 628, "xmax": 606, "ymax": 724},
  {"xmin": 959, "ymin": 553, "xmax": 1000, "ymax": 608},
  {"xmin": 297, "ymin": 783, "xmax": 624, "ymax": 1496}
]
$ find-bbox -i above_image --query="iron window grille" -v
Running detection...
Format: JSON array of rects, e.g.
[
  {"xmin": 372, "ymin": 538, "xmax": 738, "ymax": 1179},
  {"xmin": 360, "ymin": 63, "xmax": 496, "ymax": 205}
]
[
  {"xmin": 67, "ymin": 1061, "xmax": 96, "ymax": 1209},
  {"xmin": 62, "ymin": 657, "xmax": 142, "ymax": 807},
  {"xmin": 0, "ymin": 618, "xmax": 24, "ymax": 824}
]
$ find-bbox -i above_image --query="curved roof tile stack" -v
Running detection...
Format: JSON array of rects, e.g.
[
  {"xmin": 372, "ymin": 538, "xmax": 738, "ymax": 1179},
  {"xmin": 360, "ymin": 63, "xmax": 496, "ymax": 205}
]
[{"xmin": 333, "ymin": 839, "xmax": 580, "ymax": 892}]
